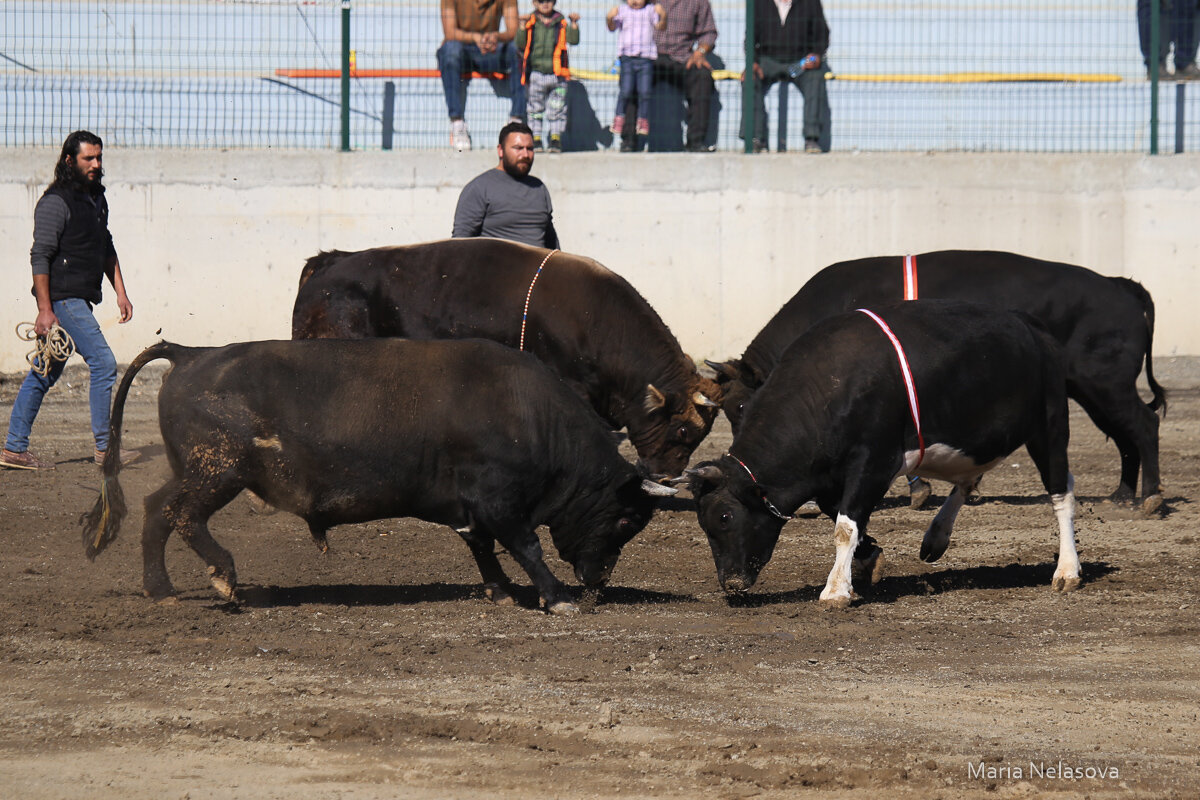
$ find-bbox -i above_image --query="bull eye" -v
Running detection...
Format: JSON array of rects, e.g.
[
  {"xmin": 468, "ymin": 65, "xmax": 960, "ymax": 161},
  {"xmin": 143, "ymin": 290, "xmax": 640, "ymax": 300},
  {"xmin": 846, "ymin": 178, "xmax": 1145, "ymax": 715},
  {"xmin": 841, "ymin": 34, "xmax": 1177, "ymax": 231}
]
[
  {"xmin": 676, "ymin": 425, "xmax": 689, "ymax": 442},
  {"xmin": 617, "ymin": 517, "xmax": 634, "ymax": 534},
  {"xmin": 719, "ymin": 510, "xmax": 733, "ymax": 527}
]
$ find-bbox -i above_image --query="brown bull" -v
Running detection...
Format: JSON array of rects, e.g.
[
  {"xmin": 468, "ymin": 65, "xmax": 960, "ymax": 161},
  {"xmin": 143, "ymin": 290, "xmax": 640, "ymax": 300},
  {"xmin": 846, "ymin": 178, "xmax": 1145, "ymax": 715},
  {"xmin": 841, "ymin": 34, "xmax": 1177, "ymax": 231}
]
[{"xmin": 292, "ymin": 238, "xmax": 721, "ymax": 478}]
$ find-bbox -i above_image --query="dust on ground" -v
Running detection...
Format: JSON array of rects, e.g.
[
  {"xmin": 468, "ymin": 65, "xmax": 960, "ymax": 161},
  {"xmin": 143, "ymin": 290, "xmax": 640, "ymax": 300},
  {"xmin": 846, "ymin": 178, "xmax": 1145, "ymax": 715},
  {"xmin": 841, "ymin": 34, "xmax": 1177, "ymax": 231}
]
[{"xmin": 1, "ymin": 358, "xmax": 1198, "ymax": 799}]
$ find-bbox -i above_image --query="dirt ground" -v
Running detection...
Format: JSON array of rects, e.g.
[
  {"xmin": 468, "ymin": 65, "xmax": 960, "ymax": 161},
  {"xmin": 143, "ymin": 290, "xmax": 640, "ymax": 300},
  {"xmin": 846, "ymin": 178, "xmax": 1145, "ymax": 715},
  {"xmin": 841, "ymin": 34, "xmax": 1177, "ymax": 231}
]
[{"xmin": 0, "ymin": 357, "xmax": 1198, "ymax": 800}]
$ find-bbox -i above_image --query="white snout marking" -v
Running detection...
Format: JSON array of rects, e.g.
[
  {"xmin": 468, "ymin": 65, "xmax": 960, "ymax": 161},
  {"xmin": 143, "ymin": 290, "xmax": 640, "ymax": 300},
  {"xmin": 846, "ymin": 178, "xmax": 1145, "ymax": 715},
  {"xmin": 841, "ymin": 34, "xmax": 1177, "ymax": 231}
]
[
  {"xmin": 819, "ymin": 514, "xmax": 859, "ymax": 607},
  {"xmin": 253, "ymin": 436, "xmax": 283, "ymax": 451}
]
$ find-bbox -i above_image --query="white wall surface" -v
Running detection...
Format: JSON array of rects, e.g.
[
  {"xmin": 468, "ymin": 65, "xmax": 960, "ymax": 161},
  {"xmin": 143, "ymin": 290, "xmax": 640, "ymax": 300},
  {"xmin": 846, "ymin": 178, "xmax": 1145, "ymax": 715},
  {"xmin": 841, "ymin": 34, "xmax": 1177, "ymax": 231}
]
[{"xmin": 0, "ymin": 149, "xmax": 1196, "ymax": 374}]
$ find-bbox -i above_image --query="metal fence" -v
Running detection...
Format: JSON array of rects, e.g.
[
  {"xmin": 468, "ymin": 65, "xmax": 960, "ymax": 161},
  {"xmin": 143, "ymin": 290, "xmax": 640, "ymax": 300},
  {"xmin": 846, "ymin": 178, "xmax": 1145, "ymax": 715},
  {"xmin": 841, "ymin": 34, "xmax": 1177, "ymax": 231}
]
[{"xmin": 2, "ymin": 1, "xmax": 1197, "ymax": 153}]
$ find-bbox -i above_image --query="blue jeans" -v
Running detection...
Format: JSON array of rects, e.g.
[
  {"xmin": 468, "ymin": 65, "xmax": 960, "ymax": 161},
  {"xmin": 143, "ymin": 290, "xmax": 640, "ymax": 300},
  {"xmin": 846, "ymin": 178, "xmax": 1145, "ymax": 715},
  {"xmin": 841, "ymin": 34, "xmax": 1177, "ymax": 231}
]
[
  {"xmin": 6, "ymin": 297, "xmax": 118, "ymax": 453},
  {"xmin": 616, "ymin": 56, "xmax": 654, "ymax": 121},
  {"xmin": 436, "ymin": 39, "xmax": 524, "ymax": 120}
]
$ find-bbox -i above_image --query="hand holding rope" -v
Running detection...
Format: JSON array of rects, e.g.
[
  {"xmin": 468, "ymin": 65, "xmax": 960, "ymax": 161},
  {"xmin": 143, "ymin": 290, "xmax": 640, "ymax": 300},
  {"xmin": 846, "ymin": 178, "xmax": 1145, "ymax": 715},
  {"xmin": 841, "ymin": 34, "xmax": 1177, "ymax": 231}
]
[{"xmin": 17, "ymin": 322, "xmax": 75, "ymax": 377}]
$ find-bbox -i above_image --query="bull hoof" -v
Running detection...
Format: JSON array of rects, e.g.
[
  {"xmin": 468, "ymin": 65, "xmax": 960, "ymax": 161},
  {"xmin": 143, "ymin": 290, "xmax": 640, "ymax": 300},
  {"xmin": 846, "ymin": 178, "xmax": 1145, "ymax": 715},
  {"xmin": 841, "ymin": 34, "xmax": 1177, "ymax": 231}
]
[
  {"xmin": 909, "ymin": 479, "xmax": 932, "ymax": 510},
  {"xmin": 818, "ymin": 590, "xmax": 855, "ymax": 609},
  {"xmin": 145, "ymin": 591, "xmax": 179, "ymax": 605},
  {"xmin": 1052, "ymin": 573, "xmax": 1082, "ymax": 593},
  {"xmin": 1141, "ymin": 494, "xmax": 1164, "ymax": 517},
  {"xmin": 1108, "ymin": 486, "xmax": 1136, "ymax": 506},
  {"xmin": 548, "ymin": 601, "xmax": 579, "ymax": 616},
  {"xmin": 484, "ymin": 583, "xmax": 516, "ymax": 606},
  {"xmin": 143, "ymin": 582, "xmax": 177, "ymax": 603},
  {"xmin": 207, "ymin": 566, "xmax": 237, "ymax": 602},
  {"xmin": 851, "ymin": 545, "xmax": 884, "ymax": 586}
]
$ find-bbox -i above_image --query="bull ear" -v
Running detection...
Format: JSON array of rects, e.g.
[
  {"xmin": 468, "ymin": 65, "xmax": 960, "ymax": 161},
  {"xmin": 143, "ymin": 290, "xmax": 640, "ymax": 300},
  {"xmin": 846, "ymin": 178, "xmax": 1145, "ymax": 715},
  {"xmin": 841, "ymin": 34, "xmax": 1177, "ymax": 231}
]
[
  {"xmin": 684, "ymin": 463, "xmax": 725, "ymax": 497},
  {"xmin": 641, "ymin": 479, "xmax": 678, "ymax": 497},
  {"xmin": 644, "ymin": 383, "xmax": 667, "ymax": 412}
]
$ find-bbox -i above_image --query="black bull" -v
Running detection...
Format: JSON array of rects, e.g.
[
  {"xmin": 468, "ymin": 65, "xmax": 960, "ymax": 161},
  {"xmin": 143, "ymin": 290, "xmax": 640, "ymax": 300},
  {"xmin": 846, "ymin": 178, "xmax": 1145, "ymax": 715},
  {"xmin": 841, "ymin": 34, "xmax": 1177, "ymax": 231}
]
[
  {"xmin": 291, "ymin": 238, "xmax": 722, "ymax": 479},
  {"xmin": 691, "ymin": 302, "xmax": 1081, "ymax": 606},
  {"xmin": 81, "ymin": 338, "xmax": 676, "ymax": 614},
  {"xmin": 708, "ymin": 250, "xmax": 1166, "ymax": 513}
]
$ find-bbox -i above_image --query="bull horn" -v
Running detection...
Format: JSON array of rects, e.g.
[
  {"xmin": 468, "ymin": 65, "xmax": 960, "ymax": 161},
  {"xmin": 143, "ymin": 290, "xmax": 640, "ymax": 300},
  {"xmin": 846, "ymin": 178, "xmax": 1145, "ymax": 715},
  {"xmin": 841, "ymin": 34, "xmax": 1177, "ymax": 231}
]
[
  {"xmin": 693, "ymin": 391, "xmax": 718, "ymax": 408},
  {"xmin": 641, "ymin": 479, "xmax": 678, "ymax": 497},
  {"xmin": 684, "ymin": 464, "xmax": 724, "ymax": 482}
]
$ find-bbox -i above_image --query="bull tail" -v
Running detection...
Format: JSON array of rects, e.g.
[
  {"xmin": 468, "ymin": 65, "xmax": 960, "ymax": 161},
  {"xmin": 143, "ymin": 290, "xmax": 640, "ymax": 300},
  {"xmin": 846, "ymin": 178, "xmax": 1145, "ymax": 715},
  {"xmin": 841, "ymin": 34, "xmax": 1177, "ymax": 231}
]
[
  {"xmin": 297, "ymin": 249, "xmax": 353, "ymax": 290},
  {"xmin": 1110, "ymin": 277, "xmax": 1167, "ymax": 417},
  {"xmin": 80, "ymin": 341, "xmax": 179, "ymax": 560}
]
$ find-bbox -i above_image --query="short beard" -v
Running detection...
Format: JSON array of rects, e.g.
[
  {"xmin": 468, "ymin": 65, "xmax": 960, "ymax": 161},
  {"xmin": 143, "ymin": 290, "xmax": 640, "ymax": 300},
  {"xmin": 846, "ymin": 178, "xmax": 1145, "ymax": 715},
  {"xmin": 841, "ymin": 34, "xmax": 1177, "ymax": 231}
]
[{"xmin": 502, "ymin": 158, "xmax": 532, "ymax": 179}]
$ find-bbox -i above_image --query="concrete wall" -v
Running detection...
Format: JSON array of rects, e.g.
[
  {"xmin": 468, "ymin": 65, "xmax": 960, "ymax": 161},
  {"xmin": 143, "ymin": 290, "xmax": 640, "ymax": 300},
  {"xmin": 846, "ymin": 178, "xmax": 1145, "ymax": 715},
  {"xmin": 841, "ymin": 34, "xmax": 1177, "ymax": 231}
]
[{"xmin": 1, "ymin": 149, "xmax": 1197, "ymax": 374}]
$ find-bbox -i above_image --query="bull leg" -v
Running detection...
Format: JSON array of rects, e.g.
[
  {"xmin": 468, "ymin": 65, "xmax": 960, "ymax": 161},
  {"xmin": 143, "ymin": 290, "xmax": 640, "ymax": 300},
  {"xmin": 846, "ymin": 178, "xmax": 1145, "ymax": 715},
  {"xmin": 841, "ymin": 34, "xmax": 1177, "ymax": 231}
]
[
  {"xmin": 919, "ymin": 478, "xmax": 979, "ymax": 562},
  {"xmin": 142, "ymin": 480, "xmax": 181, "ymax": 601},
  {"xmin": 454, "ymin": 526, "xmax": 517, "ymax": 606},
  {"xmin": 1071, "ymin": 384, "xmax": 1162, "ymax": 512},
  {"xmin": 167, "ymin": 483, "xmax": 243, "ymax": 602},
  {"xmin": 1050, "ymin": 474, "xmax": 1082, "ymax": 591},
  {"xmin": 489, "ymin": 524, "xmax": 577, "ymax": 615},
  {"xmin": 851, "ymin": 532, "xmax": 884, "ymax": 587},
  {"xmin": 907, "ymin": 476, "xmax": 932, "ymax": 509},
  {"xmin": 819, "ymin": 514, "xmax": 861, "ymax": 608},
  {"xmin": 1025, "ymin": 408, "xmax": 1082, "ymax": 591}
]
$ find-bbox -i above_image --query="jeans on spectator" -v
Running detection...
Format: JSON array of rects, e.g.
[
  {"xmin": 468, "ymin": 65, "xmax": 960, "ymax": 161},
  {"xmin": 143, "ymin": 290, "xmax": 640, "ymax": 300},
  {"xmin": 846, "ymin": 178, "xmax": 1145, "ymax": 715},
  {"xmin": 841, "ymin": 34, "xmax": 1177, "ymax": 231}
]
[
  {"xmin": 753, "ymin": 54, "xmax": 831, "ymax": 146},
  {"xmin": 622, "ymin": 54, "xmax": 715, "ymax": 149},
  {"xmin": 1138, "ymin": 0, "xmax": 1200, "ymax": 69},
  {"xmin": 615, "ymin": 56, "xmax": 654, "ymax": 122},
  {"xmin": 5, "ymin": 297, "xmax": 118, "ymax": 453},
  {"xmin": 437, "ymin": 39, "xmax": 525, "ymax": 120}
]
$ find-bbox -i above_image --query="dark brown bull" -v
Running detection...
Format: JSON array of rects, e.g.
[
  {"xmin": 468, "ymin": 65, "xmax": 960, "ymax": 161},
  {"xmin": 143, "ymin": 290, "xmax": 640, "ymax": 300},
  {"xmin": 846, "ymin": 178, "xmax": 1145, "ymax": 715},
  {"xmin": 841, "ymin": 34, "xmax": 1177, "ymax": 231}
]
[{"xmin": 292, "ymin": 238, "xmax": 722, "ymax": 479}]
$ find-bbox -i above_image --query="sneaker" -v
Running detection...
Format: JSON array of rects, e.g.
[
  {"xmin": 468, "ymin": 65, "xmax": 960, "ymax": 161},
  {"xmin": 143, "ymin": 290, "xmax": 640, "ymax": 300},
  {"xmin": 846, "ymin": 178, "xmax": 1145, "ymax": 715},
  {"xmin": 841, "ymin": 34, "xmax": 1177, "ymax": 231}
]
[
  {"xmin": 618, "ymin": 139, "xmax": 635, "ymax": 153},
  {"xmin": 547, "ymin": 134, "xmax": 562, "ymax": 153},
  {"xmin": 686, "ymin": 142, "xmax": 716, "ymax": 153},
  {"xmin": 533, "ymin": 136, "xmax": 544, "ymax": 151},
  {"xmin": 610, "ymin": 115, "xmax": 625, "ymax": 136},
  {"xmin": 1176, "ymin": 63, "xmax": 1200, "ymax": 80},
  {"xmin": 450, "ymin": 119, "xmax": 471, "ymax": 152},
  {"xmin": 1148, "ymin": 64, "xmax": 1173, "ymax": 81},
  {"xmin": 751, "ymin": 138, "xmax": 767, "ymax": 154},
  {"xmin": 635, "ymin": 117, "xmax": 649, "ymax": 136},
  {"xmin": 0, "ymin": 448, "xmax": 54, "ymax": 470},
  {"xmin": 804, "ymin": 139, "xmax": 822, "ymax": 153},
  {"xmin": 94, "ymin": 447, "xmax": 140, "ymax": 466}
]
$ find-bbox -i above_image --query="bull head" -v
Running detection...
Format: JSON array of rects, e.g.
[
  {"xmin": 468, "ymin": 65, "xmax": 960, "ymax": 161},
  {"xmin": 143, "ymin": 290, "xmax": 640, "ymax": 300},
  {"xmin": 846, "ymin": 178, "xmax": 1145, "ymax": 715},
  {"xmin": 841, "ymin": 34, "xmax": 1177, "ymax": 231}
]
[{"xmin": 688, "ymin": 461, "xmax": 787, "ymax": 595}]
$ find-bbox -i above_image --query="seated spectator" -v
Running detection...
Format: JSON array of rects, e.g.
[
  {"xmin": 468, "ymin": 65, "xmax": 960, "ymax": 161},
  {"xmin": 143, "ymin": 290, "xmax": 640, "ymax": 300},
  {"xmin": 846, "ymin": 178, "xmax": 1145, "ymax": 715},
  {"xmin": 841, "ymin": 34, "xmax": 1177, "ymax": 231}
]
[
  {"xmin": 438, "ymin": 0, "xmax": 526, "ymax": 151},
  {"xmin": 619, "ymin": 0, "xmax": 718, "ymax": 153},
  {"xmin": 750, "ymin": 0, "xmax": 831, "ymax": 153},
  {"xmin": 516, "ymin": 0, "xmax": 580, "ymax": 153},
  {"xmin": 1137, "ymin": 0, "xmax": 1200, "ymax": 80}
]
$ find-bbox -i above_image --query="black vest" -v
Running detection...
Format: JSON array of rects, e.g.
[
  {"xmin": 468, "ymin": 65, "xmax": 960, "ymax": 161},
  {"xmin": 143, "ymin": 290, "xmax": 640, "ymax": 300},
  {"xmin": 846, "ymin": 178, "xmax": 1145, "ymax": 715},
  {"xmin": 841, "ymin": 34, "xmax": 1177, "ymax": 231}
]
[{"xmin": 43, "ymin": 184, "xmax": 111, "ymax": 304}]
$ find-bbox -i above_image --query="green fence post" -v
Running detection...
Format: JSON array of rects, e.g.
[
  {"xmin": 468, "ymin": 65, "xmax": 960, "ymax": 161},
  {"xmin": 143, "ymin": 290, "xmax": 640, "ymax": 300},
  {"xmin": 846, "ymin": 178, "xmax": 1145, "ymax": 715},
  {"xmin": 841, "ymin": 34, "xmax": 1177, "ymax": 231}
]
[
  {"xmin": 341, "ymin": 0, "xmax": 351, "ymax": 152},
  {"xmin": 742, "ymin": 0, "xmax": 755, "ymax": 153},
  {"xmin": 1150, "ymin": 0, "xmax": 1160, "ymax": 154}
]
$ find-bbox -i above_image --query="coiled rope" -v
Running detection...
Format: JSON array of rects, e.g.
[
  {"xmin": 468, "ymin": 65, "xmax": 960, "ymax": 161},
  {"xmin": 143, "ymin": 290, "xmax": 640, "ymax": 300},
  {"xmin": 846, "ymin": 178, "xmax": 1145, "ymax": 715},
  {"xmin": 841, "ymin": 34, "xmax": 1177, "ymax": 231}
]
[{"xmin": 17, "ymin": 322, "xmax": 75, "ymax": 377}]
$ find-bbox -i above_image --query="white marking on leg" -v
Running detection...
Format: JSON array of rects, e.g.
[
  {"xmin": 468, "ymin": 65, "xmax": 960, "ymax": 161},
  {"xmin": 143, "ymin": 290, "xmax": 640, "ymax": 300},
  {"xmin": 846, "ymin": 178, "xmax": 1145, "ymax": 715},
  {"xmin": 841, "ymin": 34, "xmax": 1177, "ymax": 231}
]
[
  {"xmin": 1051, "ymin": 473, "xmax": 1081, "ymax": 592},
  {"xmin": 820, "ymin": 514, "xmax": 859, "ymax": 607}
]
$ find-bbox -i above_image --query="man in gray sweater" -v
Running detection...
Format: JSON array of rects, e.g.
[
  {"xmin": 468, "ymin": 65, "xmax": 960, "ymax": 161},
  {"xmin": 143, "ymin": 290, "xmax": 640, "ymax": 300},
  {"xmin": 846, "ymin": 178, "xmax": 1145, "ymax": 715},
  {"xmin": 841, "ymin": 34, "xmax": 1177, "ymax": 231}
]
[{"xmin": 452, "ymin": 121, "xmax": 560, "ymax": 249}]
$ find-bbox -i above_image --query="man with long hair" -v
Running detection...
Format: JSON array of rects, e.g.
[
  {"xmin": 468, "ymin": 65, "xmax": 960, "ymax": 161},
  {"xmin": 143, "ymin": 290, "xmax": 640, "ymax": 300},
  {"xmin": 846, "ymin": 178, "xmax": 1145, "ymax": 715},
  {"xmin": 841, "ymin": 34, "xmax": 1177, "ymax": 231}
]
[{"xmin": 2, "ymin": 130, "xmax": 137, "ymax": 470}]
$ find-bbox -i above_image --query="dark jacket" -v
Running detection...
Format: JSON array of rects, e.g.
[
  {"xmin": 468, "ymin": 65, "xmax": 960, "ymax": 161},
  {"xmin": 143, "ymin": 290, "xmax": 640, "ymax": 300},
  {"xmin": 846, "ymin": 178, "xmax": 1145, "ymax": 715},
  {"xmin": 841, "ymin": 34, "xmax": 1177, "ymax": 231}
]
[
  {"xmin": 41, "ymin": 185, "xmax": 115, "ymax": 304},
  {"xmin": 754, "ymin": 0, "xmax": 829, "ymax": 62}
]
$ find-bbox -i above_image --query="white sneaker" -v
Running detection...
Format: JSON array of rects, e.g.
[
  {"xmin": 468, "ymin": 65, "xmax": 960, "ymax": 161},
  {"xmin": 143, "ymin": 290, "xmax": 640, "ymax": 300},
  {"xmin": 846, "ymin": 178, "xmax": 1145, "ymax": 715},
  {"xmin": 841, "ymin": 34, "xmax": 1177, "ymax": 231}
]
[{"xmin": 450, "ymin": 119, "xmax": 471, "ymax": 151}]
